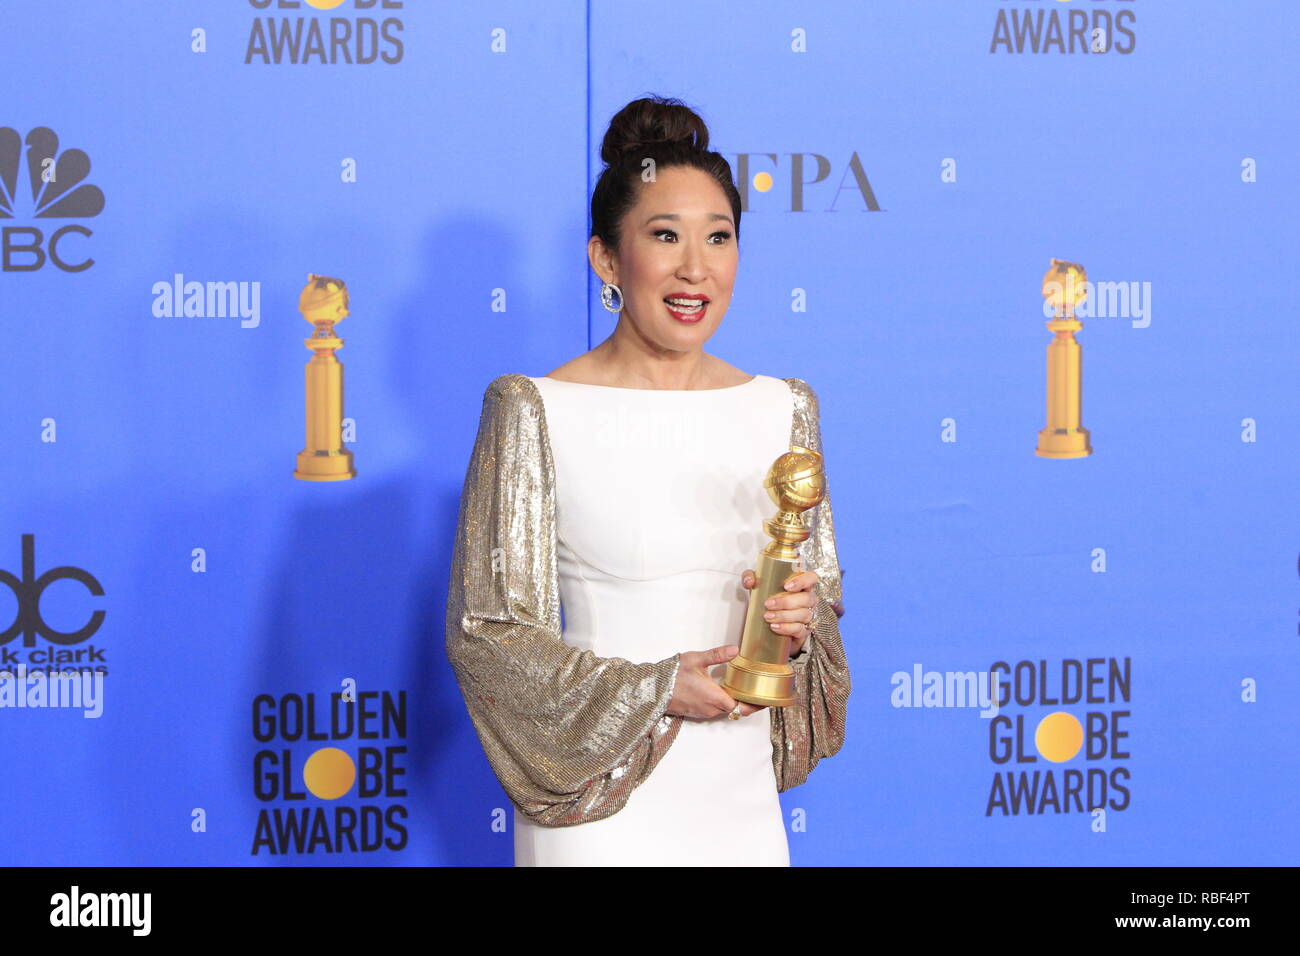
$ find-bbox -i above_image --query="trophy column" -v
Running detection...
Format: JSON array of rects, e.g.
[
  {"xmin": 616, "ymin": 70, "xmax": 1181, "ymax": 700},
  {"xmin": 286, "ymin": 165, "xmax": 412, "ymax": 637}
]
[
  {"xmin": 721, "ymin": 446, "xmax": 825, "ymax": 708},
  {"xmin": 1036, "ymin": 258, "xmax": 1092, "ymax": 459},
  {"xmin": 294, "ymin": 273, "xmax": 356, "ymax": 481}
]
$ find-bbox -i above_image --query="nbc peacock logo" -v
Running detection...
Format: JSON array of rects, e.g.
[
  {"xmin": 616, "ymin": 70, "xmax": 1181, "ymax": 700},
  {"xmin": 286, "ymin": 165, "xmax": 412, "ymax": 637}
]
[{"xmin": 0, "ymin": 126, "xmax": 105, "ymax": 273}]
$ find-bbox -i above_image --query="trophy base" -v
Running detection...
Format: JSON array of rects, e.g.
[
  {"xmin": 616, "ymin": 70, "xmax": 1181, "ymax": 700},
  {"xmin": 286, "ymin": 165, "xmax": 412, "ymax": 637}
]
[
  {"xmin": 721, "ymin": 655, "xmax": 796, "ymax": 708},
  {"xmin": 295, "ymin": 449, "xmax": 356, "ymax": 481},
  {"xmin": 1035, "ymin": 427, "xmax": 1092, "ymax": 459}
]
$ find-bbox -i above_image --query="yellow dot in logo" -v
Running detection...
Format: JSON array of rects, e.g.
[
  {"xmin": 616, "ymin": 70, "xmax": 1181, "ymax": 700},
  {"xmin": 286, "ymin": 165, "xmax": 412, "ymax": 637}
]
[
  {"xmin": 1034, "ymin": 712, "xmax": 1083, "ymax": 763},
  {"xmin": 752, "ymin": 172, "xmax": 773, "ymax": 193},
  {"xmin": 303, "ymin": 747, "xmax": 356, "ymax": 799},
  {"xmin": 305, "ymin": 0, "xmax": 347, "ymax": 10}
]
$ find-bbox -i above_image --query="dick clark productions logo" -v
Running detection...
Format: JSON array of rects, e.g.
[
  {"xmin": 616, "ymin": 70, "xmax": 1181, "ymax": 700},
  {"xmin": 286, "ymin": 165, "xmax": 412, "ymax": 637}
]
[{"xmin": 0, "ymin": 534, "xmax": 108, "ymax": 675}]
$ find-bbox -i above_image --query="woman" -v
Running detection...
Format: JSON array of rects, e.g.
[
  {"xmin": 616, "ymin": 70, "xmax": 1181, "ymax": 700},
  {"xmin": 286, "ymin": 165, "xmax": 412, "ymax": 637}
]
[{"xmin": 445, "ymin": 95, "xmax": 850, "ymax": 866}]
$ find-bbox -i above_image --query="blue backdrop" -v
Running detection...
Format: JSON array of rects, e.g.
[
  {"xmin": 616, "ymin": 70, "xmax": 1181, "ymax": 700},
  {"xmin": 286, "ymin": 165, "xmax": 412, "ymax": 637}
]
[{"xmin": 2, "ymin": 0, "xmax": 1295, "ymax": 865}]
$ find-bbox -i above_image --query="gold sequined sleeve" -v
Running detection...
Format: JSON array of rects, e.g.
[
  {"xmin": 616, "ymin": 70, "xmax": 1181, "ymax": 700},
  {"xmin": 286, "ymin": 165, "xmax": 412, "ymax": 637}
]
[
  {"xmin": 445, "ymin": 373, "xmax": 685, "ymax": 827},
  {"xmin": 770, "ymin": 378, "xmax": 852, "ymax": 791}
]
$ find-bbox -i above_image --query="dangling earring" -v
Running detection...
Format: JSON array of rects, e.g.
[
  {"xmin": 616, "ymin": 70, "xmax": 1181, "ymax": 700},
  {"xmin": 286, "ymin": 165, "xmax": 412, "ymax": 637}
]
[{"xmin": 600, "ymin": 281, "xmax": 623, "ymax": 314}]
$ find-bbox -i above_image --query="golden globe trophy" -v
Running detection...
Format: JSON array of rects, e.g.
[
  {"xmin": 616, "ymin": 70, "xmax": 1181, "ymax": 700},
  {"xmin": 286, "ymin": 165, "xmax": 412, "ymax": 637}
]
[
  {"xmin": 720, "ymin": 445, "xmax": 825, "ymax": 707},
  {"xmin": 294, "ymin": 273, "xmax": 356, "ymax": 481},
  {"xmin": 1035, "ymin": 258, "xmax": 1092, "ymax": 459}
]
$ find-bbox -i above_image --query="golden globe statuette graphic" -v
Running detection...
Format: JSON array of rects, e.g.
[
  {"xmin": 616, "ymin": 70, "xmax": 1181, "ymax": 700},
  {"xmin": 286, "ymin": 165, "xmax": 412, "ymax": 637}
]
[
  {"xmin": 294, "ymin": 273, "xmax": 356, "ymax": 481},
  {"xmin": 1036, "ymin": 258, "xmax": 1093, "ymax": 458},
  {"xmin": 721, "ymin": 446, "xmax": 826, "ymax": 707}
]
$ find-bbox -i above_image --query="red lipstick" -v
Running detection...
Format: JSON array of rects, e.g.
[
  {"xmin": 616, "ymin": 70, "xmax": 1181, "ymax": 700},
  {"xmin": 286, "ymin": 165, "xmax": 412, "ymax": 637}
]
[{"xmin": 663, "ymin": 293, "xmax": 710, "ymax": 324}]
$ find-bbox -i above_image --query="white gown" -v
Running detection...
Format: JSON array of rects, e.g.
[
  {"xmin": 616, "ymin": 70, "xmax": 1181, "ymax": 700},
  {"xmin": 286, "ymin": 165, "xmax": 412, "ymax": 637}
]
[{"xmin": 513, "ymin": 374, "xmax": 796, "ymax": 866}]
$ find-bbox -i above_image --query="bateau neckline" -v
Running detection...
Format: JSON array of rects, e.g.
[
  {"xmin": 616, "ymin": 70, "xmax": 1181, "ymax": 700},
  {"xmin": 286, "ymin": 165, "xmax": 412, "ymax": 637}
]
[{"xmin": 534, "ymin": 374, "xmax": 762, "ymax": 393}]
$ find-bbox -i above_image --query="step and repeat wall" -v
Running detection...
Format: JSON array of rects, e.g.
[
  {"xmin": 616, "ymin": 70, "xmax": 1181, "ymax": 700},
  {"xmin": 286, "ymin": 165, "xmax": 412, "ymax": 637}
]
[{"xmin": 2, "ymin": 0, "xmax": 1295, "ymax": 865}]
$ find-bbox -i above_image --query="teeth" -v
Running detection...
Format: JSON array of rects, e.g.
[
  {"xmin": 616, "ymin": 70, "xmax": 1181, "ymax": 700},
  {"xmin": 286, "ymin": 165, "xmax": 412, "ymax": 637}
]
[{"xmin": 666, "ymin": 298, "xmax": 704, "ymax": 308}]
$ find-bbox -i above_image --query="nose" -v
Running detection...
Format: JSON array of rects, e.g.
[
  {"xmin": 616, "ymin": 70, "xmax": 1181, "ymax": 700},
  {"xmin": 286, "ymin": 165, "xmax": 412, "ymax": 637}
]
[{"xmin": 675, "ymin": 241, "xmax": 707, "ymax": 282}]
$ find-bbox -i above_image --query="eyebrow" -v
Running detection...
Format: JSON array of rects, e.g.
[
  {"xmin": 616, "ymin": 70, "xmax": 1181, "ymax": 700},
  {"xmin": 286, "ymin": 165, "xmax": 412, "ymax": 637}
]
[{"xmin": 643, "ymin": 213, "xmax": 735, "ymax": 227}]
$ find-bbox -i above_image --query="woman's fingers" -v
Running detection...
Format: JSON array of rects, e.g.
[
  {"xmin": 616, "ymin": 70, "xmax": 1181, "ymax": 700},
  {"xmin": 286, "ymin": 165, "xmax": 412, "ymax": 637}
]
[
  {"xmin": 740, "ymin": 568, "xmax": 820, "ymax": 635},
  {"xmin": 709, "ymin": 690, "xmax": 764, "ymax": 719},
  {"xmin": 719, "ymin": 690, "xmax": 765, "ymax": 719},
  {"xmin": 762, "ymin": 602, "xmax": 815, "ymax": 629},
  {"xmin": 762, "ymin": 586, "xmax": 816, "ymax": 634},
  {"xmin": 781, "ymin": 570, "xmax": 819, "ymax": 593},
  {"xmin": 743, "ymin": 569, "xmax": 819, "ymax": 595}
]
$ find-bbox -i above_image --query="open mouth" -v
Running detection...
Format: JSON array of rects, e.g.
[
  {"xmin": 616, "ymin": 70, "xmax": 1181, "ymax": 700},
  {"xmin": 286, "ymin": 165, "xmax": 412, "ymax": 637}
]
[{"xmin": 664, "ymin": 296, "xmax": 709, "ymax": 322}]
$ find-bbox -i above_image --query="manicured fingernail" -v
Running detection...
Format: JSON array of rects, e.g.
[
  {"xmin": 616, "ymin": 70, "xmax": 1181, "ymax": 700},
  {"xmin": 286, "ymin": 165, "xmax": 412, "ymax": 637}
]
[
  {"xmin": 785, "ymin": 582, "xmax": 797, "ymax": 590},
  {"xmin": 764, "ymin": 598, "xmax": 775, "ymax": 608},
  {"xmin": 764, "ymin": 612, "xmax": 774, "ymax": 620}
]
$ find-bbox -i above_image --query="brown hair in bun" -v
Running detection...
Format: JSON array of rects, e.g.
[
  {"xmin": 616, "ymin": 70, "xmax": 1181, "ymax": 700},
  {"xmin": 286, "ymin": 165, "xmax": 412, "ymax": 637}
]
[{"xmin": 590, "ymin": 94, "xmax": 742, "ymax": 255}]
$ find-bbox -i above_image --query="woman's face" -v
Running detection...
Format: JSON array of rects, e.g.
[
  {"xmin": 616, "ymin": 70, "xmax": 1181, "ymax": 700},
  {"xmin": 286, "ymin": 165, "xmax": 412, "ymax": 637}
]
[{"xmin": 590, "ymin": 165, "xmax": 738, "ymax": 352}]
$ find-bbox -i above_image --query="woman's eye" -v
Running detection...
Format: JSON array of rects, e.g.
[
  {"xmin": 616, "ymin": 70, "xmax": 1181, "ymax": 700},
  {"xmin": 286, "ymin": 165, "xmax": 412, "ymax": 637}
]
[{"xmin": 653, "ymin": 229, "xmax": 732, "ymax": 243}]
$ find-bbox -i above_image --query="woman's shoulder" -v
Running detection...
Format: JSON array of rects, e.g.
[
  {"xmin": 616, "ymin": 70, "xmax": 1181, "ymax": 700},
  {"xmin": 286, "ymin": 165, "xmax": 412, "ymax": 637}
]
[
  {"xmin": 781, "ymin": 376, "xmax": 821, "ymax": 414},
  {"xmin": 537, "ymin": 354, "xmax": 597, "ymax": 384},
  {"xmin": 477, "ymin": 373, "xmax": 545, "ymax": 423},
  {"xmin": 483, "ymin": 371, "xmax": 539, "ymax": 396},
  {"xmin": 704, "ymin": 355, "xmax": 758, "ymax": 388}
]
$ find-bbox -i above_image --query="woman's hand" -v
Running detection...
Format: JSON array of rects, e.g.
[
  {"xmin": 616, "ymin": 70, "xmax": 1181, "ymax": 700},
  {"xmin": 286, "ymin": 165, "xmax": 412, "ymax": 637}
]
[
  {"xmin": 741, "ymin": 568, "xmax": 819, "ymax": 660},
  {"xmin": 664, "ymin": 569, "xmax": 825, "ymax": 721},
  {"xmin": 665, "ymin": 645, "xmax": 747, "ymax": 719}
]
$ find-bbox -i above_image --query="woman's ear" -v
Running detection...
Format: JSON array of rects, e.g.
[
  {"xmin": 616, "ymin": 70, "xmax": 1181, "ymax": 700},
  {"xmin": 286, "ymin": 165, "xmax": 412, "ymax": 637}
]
[{"xmin": 588, "ymin": 234, "xmax": 618, "ymax": 285}]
